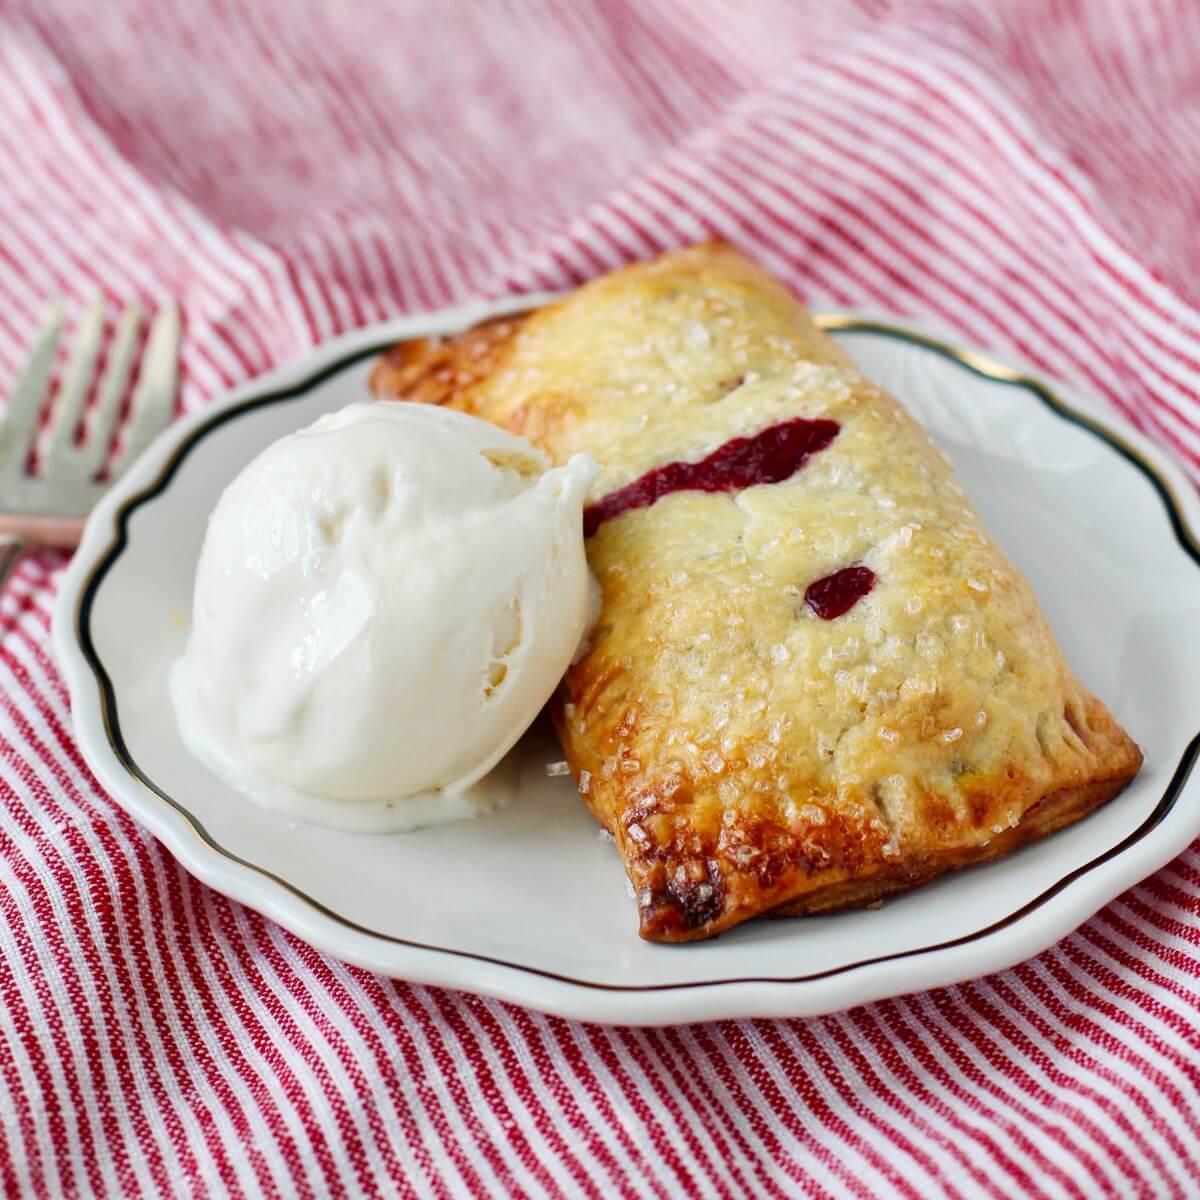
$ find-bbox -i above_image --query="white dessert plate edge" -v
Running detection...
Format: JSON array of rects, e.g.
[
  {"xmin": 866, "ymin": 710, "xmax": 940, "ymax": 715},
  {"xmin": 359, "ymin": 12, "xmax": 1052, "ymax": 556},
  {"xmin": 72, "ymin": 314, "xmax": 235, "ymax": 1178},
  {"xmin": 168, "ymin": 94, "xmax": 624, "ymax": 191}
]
[{"xmin": 52, "ymin": 295, "xmax": 1200, "ymax": 1026}]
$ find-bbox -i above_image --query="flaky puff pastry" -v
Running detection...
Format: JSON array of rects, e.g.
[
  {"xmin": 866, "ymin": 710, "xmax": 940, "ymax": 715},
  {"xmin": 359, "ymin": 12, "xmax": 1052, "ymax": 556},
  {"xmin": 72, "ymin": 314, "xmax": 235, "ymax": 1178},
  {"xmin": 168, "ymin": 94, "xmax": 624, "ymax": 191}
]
[{"xmin": 371, "ymin": 243, "xmax": 1142, "ymax": 942}]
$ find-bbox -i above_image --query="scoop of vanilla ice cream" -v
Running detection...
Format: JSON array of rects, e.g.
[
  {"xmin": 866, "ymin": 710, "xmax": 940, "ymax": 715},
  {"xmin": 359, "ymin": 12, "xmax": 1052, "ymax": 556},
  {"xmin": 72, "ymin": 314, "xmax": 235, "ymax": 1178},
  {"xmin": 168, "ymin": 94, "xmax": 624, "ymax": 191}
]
[{"xmin": 170, "ymin": 401, "xmax": 597, "ymax": 832}]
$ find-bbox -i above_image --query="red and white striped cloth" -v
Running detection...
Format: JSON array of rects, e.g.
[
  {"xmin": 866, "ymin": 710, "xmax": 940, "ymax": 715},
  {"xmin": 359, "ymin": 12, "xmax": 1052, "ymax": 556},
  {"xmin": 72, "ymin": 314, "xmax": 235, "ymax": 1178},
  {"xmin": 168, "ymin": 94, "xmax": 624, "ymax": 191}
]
[{"xmin": 1, "ymin": 1, "xmax": 1198, "ymax": 1195}]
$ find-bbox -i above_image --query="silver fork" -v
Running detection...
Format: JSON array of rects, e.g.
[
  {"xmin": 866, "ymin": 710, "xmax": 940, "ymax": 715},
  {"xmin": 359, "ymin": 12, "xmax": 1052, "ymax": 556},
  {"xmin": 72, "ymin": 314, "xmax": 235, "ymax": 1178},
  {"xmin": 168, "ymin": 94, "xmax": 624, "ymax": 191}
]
[{"xmin": 0, "ymin": 299, "xmax": 180, "ymax": 591}]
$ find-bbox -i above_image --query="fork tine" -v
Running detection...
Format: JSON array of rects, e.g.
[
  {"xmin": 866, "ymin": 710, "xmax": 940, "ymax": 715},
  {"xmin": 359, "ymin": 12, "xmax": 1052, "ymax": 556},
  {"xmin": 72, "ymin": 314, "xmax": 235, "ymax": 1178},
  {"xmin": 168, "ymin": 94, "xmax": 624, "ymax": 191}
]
[
  {"xmin": 76, "ymin": 301, "xmax": 141, "ymax": 476},
  {"xmin": 0, "ymin": 302, "xmax": 62, "ymax": 469},
  {"xmin": 108, "ymin": 302, "xmax": 179, "ymax": 477},
  {"xmin": 44, "ymin": 298, "xmax": 104, "ymax": 472}
]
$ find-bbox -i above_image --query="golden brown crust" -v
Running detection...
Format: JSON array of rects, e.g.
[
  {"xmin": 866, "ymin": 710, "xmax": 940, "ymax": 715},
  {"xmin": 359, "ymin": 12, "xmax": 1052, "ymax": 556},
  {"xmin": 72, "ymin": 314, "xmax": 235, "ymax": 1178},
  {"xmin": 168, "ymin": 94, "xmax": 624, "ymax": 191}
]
[
  {"xmin": 767, "ymin": 772, "xmax": 1131, "ymax": 919},
  {"xmin": 372, "ymin": 243, "xmax": 1142, "ymax": 943},
  {"xmin": 369, "ymin": 315, "xmax": 527, "ymax": 411}
]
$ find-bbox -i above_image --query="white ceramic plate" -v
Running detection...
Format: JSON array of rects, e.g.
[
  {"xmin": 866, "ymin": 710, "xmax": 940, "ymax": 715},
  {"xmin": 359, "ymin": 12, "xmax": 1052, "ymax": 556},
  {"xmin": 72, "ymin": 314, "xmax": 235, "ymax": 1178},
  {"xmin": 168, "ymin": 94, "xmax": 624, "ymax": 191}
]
[{"xmin": 53, "ymin": 297, "xmax": 1200, "ymax": 1026}]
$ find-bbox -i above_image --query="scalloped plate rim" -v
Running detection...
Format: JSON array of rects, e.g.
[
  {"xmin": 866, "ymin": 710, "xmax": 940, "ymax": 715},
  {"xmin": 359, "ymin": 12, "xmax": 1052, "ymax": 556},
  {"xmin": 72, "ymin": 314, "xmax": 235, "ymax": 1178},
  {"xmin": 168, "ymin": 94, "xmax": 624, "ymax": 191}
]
[{"xmin": 51, "ymin": 297, "xmax": 1200, "ymax": 1026}]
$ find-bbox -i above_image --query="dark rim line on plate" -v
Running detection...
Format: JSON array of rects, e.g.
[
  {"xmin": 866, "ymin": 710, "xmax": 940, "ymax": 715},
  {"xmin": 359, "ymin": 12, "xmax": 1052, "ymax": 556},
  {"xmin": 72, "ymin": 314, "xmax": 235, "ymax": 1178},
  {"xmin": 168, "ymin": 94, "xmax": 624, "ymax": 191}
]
[{"xmin": 73, "ymin": 312, "xmax": 1200, "ymax": 993}]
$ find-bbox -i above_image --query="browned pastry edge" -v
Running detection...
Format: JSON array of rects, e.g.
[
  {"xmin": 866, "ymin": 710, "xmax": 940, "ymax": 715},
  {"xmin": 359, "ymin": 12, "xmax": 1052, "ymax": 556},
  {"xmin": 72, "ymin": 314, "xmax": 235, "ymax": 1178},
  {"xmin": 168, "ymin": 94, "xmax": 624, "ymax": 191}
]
[
  {"xmin": 551, "ymin": 705, "xmax": 1140, "ymax": 942},
  {"xmin": 765, "ymin": 771, "xmax": 1132, "ymax": 919},
  {"xmin": 368, "ymin": 314, "xmax": 529, "ymax": 414}
]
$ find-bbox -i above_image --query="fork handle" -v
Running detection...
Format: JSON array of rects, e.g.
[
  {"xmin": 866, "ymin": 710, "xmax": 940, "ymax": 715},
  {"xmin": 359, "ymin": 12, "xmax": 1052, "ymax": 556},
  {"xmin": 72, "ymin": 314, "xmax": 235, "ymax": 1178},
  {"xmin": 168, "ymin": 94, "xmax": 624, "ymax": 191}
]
[
  {"xmin": 0, "ymin": 539, "xmax": 28, "ymax": 596},
  {"xmin": 0, "ymin": 514, "xmax": 84, "ymax": 547}
]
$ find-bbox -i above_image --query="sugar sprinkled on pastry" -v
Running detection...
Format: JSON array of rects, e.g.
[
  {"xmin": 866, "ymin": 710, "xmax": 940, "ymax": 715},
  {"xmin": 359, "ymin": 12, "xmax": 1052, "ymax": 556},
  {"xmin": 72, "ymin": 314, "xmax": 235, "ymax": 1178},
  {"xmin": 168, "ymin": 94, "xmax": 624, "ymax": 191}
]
[{"xmin": 371, "ymin": 243, "xmax": 1142, "ymax": 941}]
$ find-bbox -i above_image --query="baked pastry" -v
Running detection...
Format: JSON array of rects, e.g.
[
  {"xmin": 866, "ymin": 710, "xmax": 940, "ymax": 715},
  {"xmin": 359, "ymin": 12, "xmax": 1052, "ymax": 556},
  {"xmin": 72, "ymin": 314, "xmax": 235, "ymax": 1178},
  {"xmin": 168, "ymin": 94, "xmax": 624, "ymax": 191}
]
[{"xmin": 371, "ymin": 243, "xmax": 1142, "ymax": 942}]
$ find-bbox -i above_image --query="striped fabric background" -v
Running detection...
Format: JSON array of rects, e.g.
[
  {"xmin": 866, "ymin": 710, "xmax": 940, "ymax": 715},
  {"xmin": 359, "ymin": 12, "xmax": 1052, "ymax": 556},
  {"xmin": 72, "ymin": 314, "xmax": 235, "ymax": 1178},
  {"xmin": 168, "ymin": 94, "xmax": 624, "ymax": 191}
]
[{"xmin": 1, "ymin": 0, "xmax": 1199, "ymax": 1195}]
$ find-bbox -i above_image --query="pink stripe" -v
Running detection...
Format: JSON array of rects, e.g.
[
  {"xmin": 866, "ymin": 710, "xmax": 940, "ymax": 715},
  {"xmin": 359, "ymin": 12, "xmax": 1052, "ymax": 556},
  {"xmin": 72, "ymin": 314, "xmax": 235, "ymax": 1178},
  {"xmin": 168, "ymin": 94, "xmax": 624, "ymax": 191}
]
[
  {"xmin": 867, "ymin": 32, "xmax": 1200, "ymax": 338},
  {"xmin": 856, "ymin": 1005, "xmax": 1027, "ymax": 1192},
  {"xmin": 546, "ymin": 1021, "xmax": 674, "ymax": 1198},
  {"xmin": 297, "ymin": 967, "xmax": 459, "ymax": 1200},
  {"xmin": 0, "ymin": 754, "xmax": 172, "ymax": 1195},
  {"xmin": 834, "ymin": 1011, "xmax": 1006, "ymax": 1198},
  {"xmin": 707, "ymin": 117, "xmax": 1182, "ymax": 446},
  {"xmin": 808, "ymin": 52, "xmax": 1200, "ymax": 438},
  {"xmin": 0, "ymin": 108, "xmax": 257, "ymax": 402},
  {"xmin": 1059, "ymin": 930, "xmax": 1200, "ymax": 1153},
  {"xmin": 428, "ymin": 989, "xmax": 592, "ymax": 1196},
  {"xmin": 395, "ymin": 986, "xmax": 513, "ymax": 1195},
  {"xmin": 0, "ymin": 854, "xmax": 87, "ymax": 1198},
  {"xmin": 486, "ymin": 1004, "xmax": 645, "ymax": 1196},
  {"xmin": 642, "ymin": 1027, "xmax": 766, "ymax": 1199},
  {"xmin": 582, "ymin": 1024, "xmax": 706, "ymax": 1195},
  {"xmin": 770, "ymin": 1019, "xmax": 932, "ymax": 1199},
  {"xmin": 3, "ymin": 3, "xmax": 1200, "ymax": 1193},
  {"xmin": 992, "ymin": 963, "xmax": 1190, "ymax": 1189},
  {"xmin": 896, "ymin": 994, "xmax": 1094, "ymax": 1196},
  {"xmin": 966, "ymin": 974, "xmax": 1160, "ymax": 1190},
  {"xmin": 699, "ymin": 129, "xmax": 1200, "ymax": 462},
  {"xmin": 670, "ymin": 1026, "xmax": 809, "ymax": 1197},
  {"xmin": 617, "ymin": 1028, "xmax": 735, "ymax": 1198},
  {"xmin": 240, "ymin": 924, "xmax": 392, "ymax": 1196},
  {"xmin": 0, "ymin": 46, "xmax": 273, "ymax": 379},
  {"xmin": 7, "ymin": 628, "xmax": 331, "ymax": 1197},
  {"xmin": 0, "ymin": 644, "xmax": 279, "ymax": 1195},
  {"xmin": 714, "ymin": 1022, "xmax": 877, "ymax": 1198},
  {"xmin": 353, "ymin": 982, "xmax": 491, "ymax": 1197}
]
